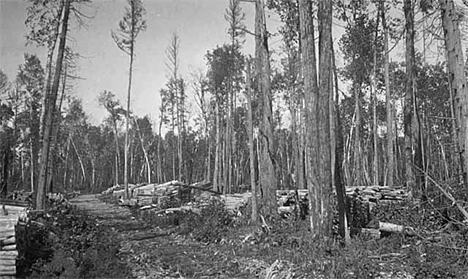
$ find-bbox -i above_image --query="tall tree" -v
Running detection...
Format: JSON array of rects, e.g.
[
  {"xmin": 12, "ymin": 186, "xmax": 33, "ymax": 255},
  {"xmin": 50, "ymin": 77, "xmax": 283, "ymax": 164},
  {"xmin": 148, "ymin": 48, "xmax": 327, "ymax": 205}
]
[
  {"xmin": 224, "ymin": 0, "xmax": 246, "ymax": 194},
  {"xmin": 244, "ymin": 58, "xmax": 257, "ymax": 222},
  {"xmin": 112, "ymin": 0, "xmax": 147, "ymax": 199},
  {"xmin": 317, "ymin": 0, "xmax": 333, "ymax": 237},
  {"xmin": 25, "ymin": 0, "xmax": 64, "ymax": 141},
  {"xmin": 404, "ymin": 0, "xmax": 424, "ymax": 198},
  {"xmin": 298, "ymin": 0, "xmax": 320, "ymax": 231},
  {"xmin": 16, "ymin": 54, "xmax": 45, "ymax": 194},
  {"xmin": 300, "ymin": 0, "xmax": 333, "ymax": 237},
  {"xmin": 439, "ymin": 0, "xmax": 468, "ymax": 188},
  {"xmin": 381, "ymin": 0, "xmax": 394, "ymax": 187},
  {"xmin": 36, "ymin": 0, "xmax": 71, "ymax": 210},
  {"xmin": 192, "ymin": 69, "xmax": 211, "ymax": 182},
  {"xmin": 161, "ymin": 32, "xmax": 186, "ymax": 182},
  {"xmin": 339, "ymin": 3, "xmax": 379, "ymax": 186},
  {"xmin": 255, "ymin": 0, "xmax": 277, "ymax": 216}
]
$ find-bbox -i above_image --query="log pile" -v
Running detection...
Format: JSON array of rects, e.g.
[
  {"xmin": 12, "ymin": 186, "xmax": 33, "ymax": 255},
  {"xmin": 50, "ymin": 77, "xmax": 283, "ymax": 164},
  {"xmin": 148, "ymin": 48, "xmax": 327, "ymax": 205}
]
[
  {"xmin": 221, "ymin": 192, "xmax": 252, "ymax": 213},
  {"xmin": 0, "ymin": 202, "xmax": 28, "ymax": 277},
  {"xmin": 345, "ymin": 186, "xmax": 410, "ymax": 204}
]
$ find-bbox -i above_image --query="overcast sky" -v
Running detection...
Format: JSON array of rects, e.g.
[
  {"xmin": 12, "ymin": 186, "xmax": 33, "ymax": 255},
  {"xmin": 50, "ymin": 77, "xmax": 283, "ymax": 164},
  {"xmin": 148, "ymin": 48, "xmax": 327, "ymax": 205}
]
[{"xmin": 0, "ymin": 0, "xmax": 282, "ymax": 125}]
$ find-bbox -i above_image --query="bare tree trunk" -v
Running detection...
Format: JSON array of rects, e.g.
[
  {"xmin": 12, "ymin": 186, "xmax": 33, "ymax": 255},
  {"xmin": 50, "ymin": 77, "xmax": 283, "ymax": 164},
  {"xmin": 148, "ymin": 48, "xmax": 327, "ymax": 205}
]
[
  {"xmin": 372, "ymin": 10, "xmax": 380, "ymax": 186},
  {"xmin": 332, "ymin": 45, "xmax": 349, "ymax": 242},
  {"xmin": 206, "ymin": 124, "xmax": 211, "ymax": 182},
  {"xmin": 299, "ymin": 0, "xmax": 320, "ymax": 233},
  {"xmin": 440, "ymin": 0, "xmax": 468, "ymax": 188},
  {"xmin": 36, "ymin": 0, "xmax": 70, "ymax": 210},
  {"xmin": 134, "ymin": 118, "xmax": 151, "ymax": 183},
  {"xmin": 157, "ymin": 110, "xmax": 164, "ymax": 183},
  {"xmin": 213, "ymin": 102, "xmax": 221, "ymax": 192},
  {"xmin": 317, "ymin": 0, "xmax": 333, "ymax": 238},
  {"xmin": 123, "ymin": 36, "xmax": 134, "ymax": 199},
  {"xmin": 245, "ymin": 58, "xmax": 257, "ymax": 222},
  {"xmin": 70, "ymin": 135, "xmax": 86, "ymax": 184},
  {"xmin": 47, "ymin": 60, "xmax": 67, "ymax": 193},
  {"xmin": 255, "ymin": 0, "xmax": 276, "ymax": 216},
  {"xmin": 404, "ymin": 0, "xmax": 420, "ymax": 197},
  {"xmin": 39, "ymin": 0, "xmax": 64, "ymax": 141},
  {"xmin": 354, "ymin": 85, "xmax": 363, "ymax": 186},
  {"xmin": 382, "ymin": 1, "xmax": 394, "ymax": 187}
]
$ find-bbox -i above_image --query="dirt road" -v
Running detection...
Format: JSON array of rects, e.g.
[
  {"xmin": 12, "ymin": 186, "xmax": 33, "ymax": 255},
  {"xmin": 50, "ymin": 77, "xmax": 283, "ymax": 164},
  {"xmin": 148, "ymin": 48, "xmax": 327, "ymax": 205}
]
[{"xmin": 69, "ymin": 194, "xmax": 252, "ymax": 279}]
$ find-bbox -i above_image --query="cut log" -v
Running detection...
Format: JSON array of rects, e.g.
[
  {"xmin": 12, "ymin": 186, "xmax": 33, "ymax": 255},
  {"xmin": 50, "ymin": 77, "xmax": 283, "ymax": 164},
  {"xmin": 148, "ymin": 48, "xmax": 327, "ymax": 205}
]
[
  {"xmin": 278, "ymin": 206, "xmax": 294, "ymax": 215},
  {"xmin": 379, "ymin": 222, "xmax": 416, "ymax": 236},
  {"xmin": 1, "ymin": 245, "xmax": 16, "ymax": 251},
  {"xmin": 1, "ymin": 238, "xmax": 15, "ymax": 246},
  {"xmin": 140, "ymin": 204, "xmax": 158, "ymax": 210},
  {"xmin": 0, "ymin": 251, "xmax": 18, "ymax": 258},
  {"xmin": 0, "ymin": 232, "xmax": 15, "ymax": 239},
  {"xmin": 0, "ymin": 266, "xmax": 15, "ymax": 273},
  {"xmin": 149, "ymin": 206, "xmax": 200, "ymax": 215},
  {"xmin": 119, "ymin": 199, "xmax": 138, "ymax": 207},
  {"xmin": 0, "ymin": 259, "xmax": 15, "ymax": 266}
]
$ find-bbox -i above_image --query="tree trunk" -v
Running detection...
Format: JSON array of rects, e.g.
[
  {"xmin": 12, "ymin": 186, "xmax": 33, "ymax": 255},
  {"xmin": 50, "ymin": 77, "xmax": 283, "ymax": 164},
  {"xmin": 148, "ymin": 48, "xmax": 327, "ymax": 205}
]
[
  {"xmin": 299, "ymin": 0, "xmax": 320, "ymax": 234},
  {"xmin": 317, "ymin": 0, "xmax": 333, "ymax": 238},
  {"xmin": 123, "ymin": 6, "xmax": 137, "ymax": 199},
  {"xmin": 404, "ymin": 0, "xmax": 419, "ymax": 196},
  {"xmin": 36, "ymin": 0, "xmax": 71, "ymax": 210},
  {"xmin": 245, "ymin": 58, "xmax": 257, "ymax": 222},
  {"xmin": 332, "ymin": 42, "xmax": 349, "ymax": 242},
  {"xmin": 354, "ymin": 85, "xmax": 363, "ymax": 186},
  {"xmin": 381, "ymin": 1, "xmax": 394, "ymax": 187},
  {"xmin": 70, "ymin": 135, "xmax": 86, "ymax": 184},
  {"xmin": 440, "ymin": 0, "xmax": 468, "ymax": 188},
  {"xmin": 47, "ymin": 60, "xmax": 67, "ymax": 193},
  {"xmin": 372, "ymin": 10, "xmax": 380, "ymax": 186},
  {"xmin": 255, "ymin": 0, "xmax": 276, "ymax": 217},
  {"xmin": 39, "ymin": 0, "xmax": 63, "ymax": 141},
  {"xmin": 157, "ymin": 109, "xmax": 164, "ymax": 183},
  {"xmin": 134, "ymin": 118, "xmax": 151, "ymax": 183},
  {"xmin": 213, "ymin": 102, "xmax": 221, "ymax": 192}
]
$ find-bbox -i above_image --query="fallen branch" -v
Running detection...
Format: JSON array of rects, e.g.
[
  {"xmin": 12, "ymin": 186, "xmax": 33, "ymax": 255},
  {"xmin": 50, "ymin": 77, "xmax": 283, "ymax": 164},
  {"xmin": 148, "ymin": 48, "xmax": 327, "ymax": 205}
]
[
  {"xmin": 260, "ymin": 215, "xmax": 271, "ymax": 232},
  {"xmin": 379, "ymin": 222, "xmax": 416, "ymax": 236},
  {"xmin": 423, "ymin": 170, "xmax": 468, "ymax": 221}
]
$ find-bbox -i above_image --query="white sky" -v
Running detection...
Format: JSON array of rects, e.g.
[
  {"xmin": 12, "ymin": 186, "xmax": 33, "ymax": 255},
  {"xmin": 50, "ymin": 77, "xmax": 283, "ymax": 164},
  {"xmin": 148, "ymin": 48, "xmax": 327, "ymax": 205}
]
[{"xmin": 0, "ymin": 0, "xmax": 283, "ymax": 126}]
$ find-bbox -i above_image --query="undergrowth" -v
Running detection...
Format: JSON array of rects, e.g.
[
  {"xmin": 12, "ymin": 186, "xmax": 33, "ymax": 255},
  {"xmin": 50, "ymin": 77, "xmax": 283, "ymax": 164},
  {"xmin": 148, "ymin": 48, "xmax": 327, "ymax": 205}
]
[
  {"xmin": 17, "ymin": 205, "xmax": 130, "ymax": 279},
  {"xmin": 178, "ymin": 198, "xmax": 235, "ymax": 242}
]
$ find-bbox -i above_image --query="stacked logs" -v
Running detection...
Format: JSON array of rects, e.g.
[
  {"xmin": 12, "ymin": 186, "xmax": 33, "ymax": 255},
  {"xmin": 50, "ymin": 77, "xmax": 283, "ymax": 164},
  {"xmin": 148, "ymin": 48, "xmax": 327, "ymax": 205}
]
[{"xmin": 0, "ymin": 201, "xmax": 28, "ymax": 277}]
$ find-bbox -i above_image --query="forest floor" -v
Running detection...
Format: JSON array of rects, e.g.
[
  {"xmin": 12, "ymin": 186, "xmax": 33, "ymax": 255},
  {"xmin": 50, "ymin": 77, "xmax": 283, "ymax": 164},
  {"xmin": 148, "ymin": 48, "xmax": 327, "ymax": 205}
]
[{"xmin": 16, "ymin": 193, "xmax": 468, "ymax": 279}]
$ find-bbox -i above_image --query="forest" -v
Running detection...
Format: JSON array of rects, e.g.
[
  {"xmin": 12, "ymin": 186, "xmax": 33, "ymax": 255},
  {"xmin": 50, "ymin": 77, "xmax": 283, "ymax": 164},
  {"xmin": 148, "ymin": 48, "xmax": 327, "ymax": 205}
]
[{"xmin": 1, "ymin": 0, "xmax": 468, "ymax": 278}]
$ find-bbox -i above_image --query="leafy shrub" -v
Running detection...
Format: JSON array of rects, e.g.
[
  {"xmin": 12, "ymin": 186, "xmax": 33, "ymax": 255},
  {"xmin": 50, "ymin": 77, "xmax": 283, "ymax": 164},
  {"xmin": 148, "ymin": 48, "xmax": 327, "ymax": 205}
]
[
  {"xmin": 16, "ymin": 221, "xmax": 54, "ymax": 277},
  {"xmin": 17, "ymin": 206, "xmax": 129, "ymax": 279},
  {"xmin": 179, "ymin": 198, "xmax": 235, "ymax": 243}
]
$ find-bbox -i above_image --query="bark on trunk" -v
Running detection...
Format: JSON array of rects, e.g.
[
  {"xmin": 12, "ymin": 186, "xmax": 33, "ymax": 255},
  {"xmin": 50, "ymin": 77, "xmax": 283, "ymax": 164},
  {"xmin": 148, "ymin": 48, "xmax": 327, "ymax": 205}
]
[
  {"xmin": 134, "ymin": 118, "xmax": 151, "ymax": 184},
  {"xmin": 36, "ymin": 0, "xmax": 71, "ymax": 210},
  {"xmin": 440, "ymin": 0, "xmax": 468, "ymax": 188},
  {"xmin": 382, "ymin": 1, "xmax": 394, "ymax": 187},
  {"xmin": 245, "ymin": 58, "xmax": 257, "ymax": 222},
  {"xmin": 317, "ymin": 0, "xmax": 333, "ymax": 238},
  {"xmin": 404, "ymin": 0, "xmax": 415, "ymax": 193},
  {"xmin": 255, "ymin": 0, "xmax": 276, "ymax": 217}
]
